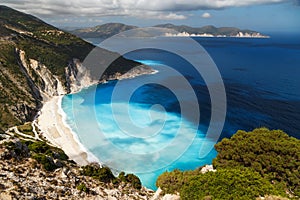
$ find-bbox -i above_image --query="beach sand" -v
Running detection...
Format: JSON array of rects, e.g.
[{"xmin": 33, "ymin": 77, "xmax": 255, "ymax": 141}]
[{"xmin": 36, "ymin": 96, "xmax": 90, "ymax": 166}]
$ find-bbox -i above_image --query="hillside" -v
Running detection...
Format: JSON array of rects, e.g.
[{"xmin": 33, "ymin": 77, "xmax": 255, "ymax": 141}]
[
  {"xmin": 71, "ymin": 23, "xmax": 138, "ymax": 38},
  {"xmin": 155, "ymin": 23, "xmax": 267, "ymax": 37},
  {"xmin": 70, "ymin": 22, "xmax": 268, "ymax": 38},
  {"xmin": 0, "ymin": 6, "xmax": 141, "ymax": 132},
  {"xmin": 0, "ymin": 127, "xmax": 155, "ymax": 199}
]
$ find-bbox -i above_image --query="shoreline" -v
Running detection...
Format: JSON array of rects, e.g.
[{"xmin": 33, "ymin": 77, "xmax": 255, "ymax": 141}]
[
  {"xmin": 36, "ymin": 68, "xmax": 158, "ymax": 167},
  {"xmin": 36, "ymin": 96, "xmax": 99, "ymax": 166}
]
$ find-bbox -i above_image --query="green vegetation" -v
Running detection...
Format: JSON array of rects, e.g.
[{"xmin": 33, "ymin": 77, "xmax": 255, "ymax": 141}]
[
  {"xmin": 26, "ymin": 140, "xmax": 69, "ymax": 171},
  {"xmin": 26, "ymin": 141, "xmax": 69, "ymax": 161},
  {"xmin": 0, "ymin": 6, "xmax": 93, "ymax": 131},
  {"xmin": 3, "ymin": 139, "xmax": 69, "ymax": 171},
  {"xmin": 71, "ymin": 23, "xmax": 137, "ymax": 38},
  {"xmin": 81, "ymin": 164, "xmax": 142, "ymax": 189},
  {"xmin": 17, "ymin": 123, "xmax": 34, "ymax": 137},
  {"xmin": 180, "ymin": 168, "xmax": 280, "ymax": 200},
  {"xmin": 119, "ymin": 172, "xmax": 142, "ymax": 189},
  {"xmin": 156, "ymin": 168, "xmax": 202, "ymax": 194},
  {"xmin": 213, "ymin": 128, "xmax": 300, "ymax": 197},
  {"xmin": 81, "ymin": 164, "xmax": 116, "ymax": 183},
  {"xmin": 156, "ymin": 167, "xmax": 281, "ymax": 199},
  {"xmin": 31, "ymin": 153, "xmax": 58, "ymax": 171},
  {"xmin": 77, "ymin": 183, "xmax": 89, "ymax": 193},
  {"xmin": 0, "ymin": 6, "xmax": 141, "ymax": 132},
  {"xmin": 156, "ymin": 128, "xmax": 299, "ymax": 199}
]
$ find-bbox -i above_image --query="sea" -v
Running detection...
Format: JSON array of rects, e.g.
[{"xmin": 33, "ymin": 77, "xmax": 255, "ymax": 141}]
[{"xmin": 61, "ymin": 33, "xmax": 300, "ymax": 189}]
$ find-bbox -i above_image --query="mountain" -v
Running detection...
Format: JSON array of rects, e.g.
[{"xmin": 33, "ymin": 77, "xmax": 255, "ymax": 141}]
[
  {"xmin": 0, "ymin": 6, "xmax": 141, "ymax": 132},
  {"xmin": 155, "ymin": 24, "xmax": 268, "ymax": 37},
  {"xmin": 71, "ymin": 23, "xmax": 138, "ymax": 38},
  {"xmin": 71, "ymin": 23, "xmax": 268, "ymax": 39}
]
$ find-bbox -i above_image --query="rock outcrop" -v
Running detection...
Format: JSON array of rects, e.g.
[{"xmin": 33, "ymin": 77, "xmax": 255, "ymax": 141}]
[
  {"xmin": 16, "ymin": 49, "xmax": 65, "ymax": 100},
  {"xmin": 0, "ymin": 134, "xmax": 155, "ymax": 199},
  {"xmin": 65, "ymin": 59, "xmax": 97, "ymax": 94}
]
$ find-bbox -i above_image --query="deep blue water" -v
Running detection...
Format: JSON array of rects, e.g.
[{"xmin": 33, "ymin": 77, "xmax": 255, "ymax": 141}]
[{"xmin": 62, "ymin": 34, "xmax": 300, "ymax": 189}]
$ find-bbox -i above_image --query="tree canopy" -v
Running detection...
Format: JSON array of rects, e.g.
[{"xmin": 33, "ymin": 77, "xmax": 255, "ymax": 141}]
[{"xmin": 213, "ymin": 128, "xmax": 300, "ymax": 196}]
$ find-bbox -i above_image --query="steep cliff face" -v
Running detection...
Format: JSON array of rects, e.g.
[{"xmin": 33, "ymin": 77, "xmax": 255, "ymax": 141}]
[
  {"xmin": 16, "ymin": 49, "xmax": 93, "ymax": 99},
  {"xmin": 17, "ymin": 49, "xmax": 64, "ymax": 100},
  {"xmin": 65, "ymin": 59, "xmax": 96, "ymax": 94}
]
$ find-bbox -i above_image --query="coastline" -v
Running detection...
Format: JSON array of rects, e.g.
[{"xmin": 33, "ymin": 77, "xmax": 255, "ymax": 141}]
[
  {"xmin": 36, "ymin": 66, "xmax": 158, "ymax": 167},
  {"xmin": 36, "ymin": 96, "xmax": 99, "ymax": 166}
]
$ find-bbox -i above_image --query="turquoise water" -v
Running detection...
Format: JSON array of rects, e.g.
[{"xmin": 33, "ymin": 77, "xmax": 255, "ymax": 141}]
[
  {"xmin": 62, "ymin": 34, "xmax": 300, "ymax": 189},
  {"xmin": 62, "ymin": 62, "xmax": 217, "ymax": 189}
]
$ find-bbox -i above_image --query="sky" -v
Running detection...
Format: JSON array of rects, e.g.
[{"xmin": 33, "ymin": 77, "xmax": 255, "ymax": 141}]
[{"xmin": 1, "ymin": 0, "xmax": 300, "ymax": 33}]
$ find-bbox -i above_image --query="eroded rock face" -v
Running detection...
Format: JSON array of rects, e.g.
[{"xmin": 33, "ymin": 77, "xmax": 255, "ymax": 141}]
[
  {"xmin": 17, "ymin": 49, "xmax": 66, "ymax": 100},
  {"xmin": 65, "ymin": 58, "xmax": 97, "ymax": 94},
  {"xmin": 7, "ymin": 48, "xmax": 97, "ymax": 125}
]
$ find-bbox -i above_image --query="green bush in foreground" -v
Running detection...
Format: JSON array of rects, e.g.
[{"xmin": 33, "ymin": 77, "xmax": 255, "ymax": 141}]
[
  {"xmin": 81, "ymin": 164, "xmax": 116, "ymax": 183},
  {"xmin": 156, "ymin": 128, "xmax": 299, "ymax": 199},
  {"xmin": 119, "ymin": 172, "xmax": 142, "ymax": 189},
  {"xmin": 213, "ymin": 128, "xmax": 300, "ymax": 196},
  {"xmin": 156, "ymin": 168, "xmax": 201, "ymax": 194},
  {"xmin": 180, "ymin": 168, "xmax": 280, "ymax": 200}
]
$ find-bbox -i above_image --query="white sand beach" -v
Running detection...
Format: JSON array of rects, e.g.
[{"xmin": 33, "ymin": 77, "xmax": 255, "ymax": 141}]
[{"xmin": 36, "ymin": 96, "xmax": 90, "ymax": 166}]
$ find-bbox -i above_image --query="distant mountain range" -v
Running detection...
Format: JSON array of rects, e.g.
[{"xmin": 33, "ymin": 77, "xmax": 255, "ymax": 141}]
[{"xmin": 70, "ymin": 23, "xmax": 269, "ymax": 38}]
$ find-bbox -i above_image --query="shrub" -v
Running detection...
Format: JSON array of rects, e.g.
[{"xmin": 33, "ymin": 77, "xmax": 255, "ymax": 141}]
[
  {"xmin": 156, "ymin": 168, "xmax": 202, "ymax": 194},
  {"xmin": 213, "ymin": 128, "xmax": 300, "ymax": 196},
  {"xmin": 180, "ymin": 168, "xmax": 281, "ymax": 200},
  {"xmin": 77, "ymin": 183, "xmax": 89, "ymax": 193},
  {"xmin": 118, "ymin": 172, "xmax": 141, "ymax": 189},
  {"xmin": 32, "ymin": 153, "xmax": 57, "ymax": 171},
  {"xmin": 81, "ymin": 164, "xmax": 116, "ymax": 183},
  {"xmin": 28, "ymin": 141, "xmax": 49, "ymax": 153}
]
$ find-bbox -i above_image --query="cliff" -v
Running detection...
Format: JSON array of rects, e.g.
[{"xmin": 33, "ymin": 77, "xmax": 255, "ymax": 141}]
[
  {"xmin": 0, "ymin": 6, "xmax": 143, "ymax": 132},
  {"xmin": 155, "ymin": 24, "xmax": 269, "ymax": 38}
]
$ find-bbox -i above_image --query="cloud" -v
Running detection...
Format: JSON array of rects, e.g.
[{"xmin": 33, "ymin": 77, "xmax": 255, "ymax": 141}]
[
  {"xmin": 157, "ymin": 13, "xmax": 187, "ymax": 20},
  {"xmin": 201, "ymin": 12, "xmax": 211, "ymax": 18},
  {"xmin": 1, "ymin": 0, "xmax": 289, "ymax": 19}
]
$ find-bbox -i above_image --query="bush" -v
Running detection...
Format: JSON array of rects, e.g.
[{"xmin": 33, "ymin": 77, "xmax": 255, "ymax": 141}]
[
  {"xmin": 27, "ymin": 141, "xmax": 68, "ymax": 161},
  {"xmin": 213, "ymin": 128, "xmax": 300, "ymax": 196},
  {"xmin": 82, "ymin": 165, "xmax": 142, "ymax": 189},
  {"xmin": 81, "ymin": 164, "xmax": 116, "ymax": 183},
  {"xmin": 180, "ymin": 168, "xmax": 281, "ymax": 200},
  {"xmin": 156, "ymin": 168, "xmax": 202, "ymax": 194},
  {"xmin": 28, "ymin": 141, "xmax": 49, "ymax": 153},
  {"xmin": 32, "ymin": 153, "xmax": 57, "ymax": 171},
  {"xmin": 118, "ymin": 172, "xmax": 142, "ymax": 189},
  {"xmin": 77, "ymin": 183, "xmax": 89, "ymax": 193}
]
